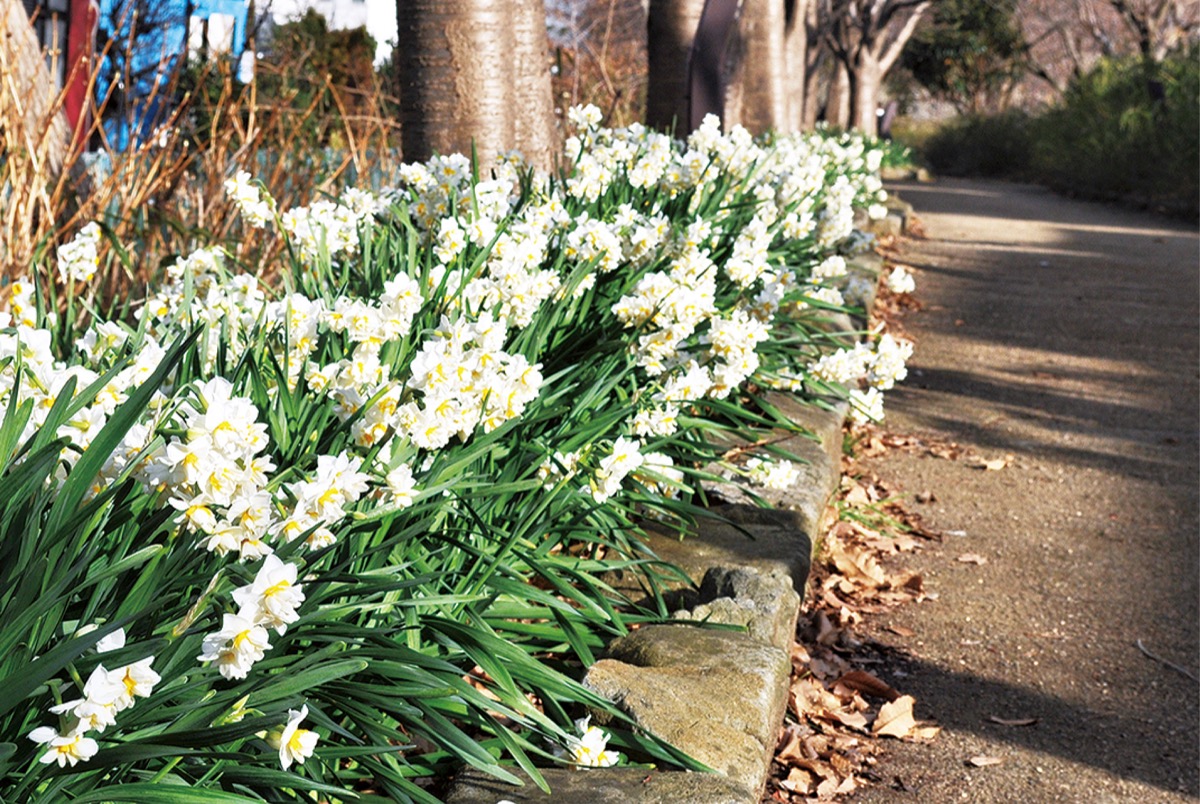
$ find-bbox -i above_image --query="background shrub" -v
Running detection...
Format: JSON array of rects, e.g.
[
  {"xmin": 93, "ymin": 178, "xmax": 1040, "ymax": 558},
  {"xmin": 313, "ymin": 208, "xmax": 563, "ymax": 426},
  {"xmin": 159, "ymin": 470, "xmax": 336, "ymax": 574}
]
[{"xmin": 902, "ymin": 47, "xmax": 1199, "ymax": 218}]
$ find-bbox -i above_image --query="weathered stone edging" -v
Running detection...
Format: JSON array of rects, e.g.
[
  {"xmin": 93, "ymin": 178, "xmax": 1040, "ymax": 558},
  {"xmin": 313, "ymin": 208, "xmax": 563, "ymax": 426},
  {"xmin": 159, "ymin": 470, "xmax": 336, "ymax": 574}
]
[{"xmin": 446, "ymin": 244, "xmax": 895, "ymax": 803}]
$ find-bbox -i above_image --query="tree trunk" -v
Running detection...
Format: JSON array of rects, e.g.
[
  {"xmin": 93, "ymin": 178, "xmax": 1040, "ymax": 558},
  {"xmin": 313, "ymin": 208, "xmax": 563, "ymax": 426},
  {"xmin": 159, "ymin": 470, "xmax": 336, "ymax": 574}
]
[
  {"xmin": 396, "ymin": 0, "xmax": 516, "ymax": 163},
  {"xmin": 800, "ymin": 0, "xmax": 826, "ymax": 129},
  {"xmin": 783, "ymin": 0, "xmax": 807, "ymax": 132},
  {"xmin": 827, "ymin": 57, "xmax": 850, "ymax": 128},
  {"xmin": 645, "ymin": 0, "xmax": 706, "ymax": 134},
  {"xmin": 510, "ymin": 0, "xmax": 557, "ymax": 171},
  {"xmin": 849, "ymin": 51, "xmax": 881, "ymax": 134},
  {"xmin": 726, "ymin": 0, "xmax": 788, "ymax": 134},
  {"xmin": 1, "ymin": 0, "xmax": 70, "ymax": 177}
]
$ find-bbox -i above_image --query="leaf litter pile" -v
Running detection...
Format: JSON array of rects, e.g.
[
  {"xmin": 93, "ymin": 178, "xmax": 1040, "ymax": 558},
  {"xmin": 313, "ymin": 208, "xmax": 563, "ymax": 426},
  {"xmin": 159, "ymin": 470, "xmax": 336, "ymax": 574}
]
[
  {"xmin": 765, "ymin": 432, "xmax": 943, "ymax": 801},
  {"xmin": 763, "ymin": 251, "xmax": 945, "ymax": 800}
]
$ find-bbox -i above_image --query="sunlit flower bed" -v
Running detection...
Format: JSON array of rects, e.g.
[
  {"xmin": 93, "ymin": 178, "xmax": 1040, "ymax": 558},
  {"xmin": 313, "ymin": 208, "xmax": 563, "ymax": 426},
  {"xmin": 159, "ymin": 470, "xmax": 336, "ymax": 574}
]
[{"xmin": 0, "ymin": 109, "xmax": 910, "ymax": 802}]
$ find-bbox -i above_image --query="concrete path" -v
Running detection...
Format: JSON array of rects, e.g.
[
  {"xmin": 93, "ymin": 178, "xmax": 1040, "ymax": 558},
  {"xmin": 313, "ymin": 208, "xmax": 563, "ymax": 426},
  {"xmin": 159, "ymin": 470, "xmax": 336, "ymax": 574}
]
[{"xmin": 854, "ymin": 179, "xmax": 1199, "ymax": 803}]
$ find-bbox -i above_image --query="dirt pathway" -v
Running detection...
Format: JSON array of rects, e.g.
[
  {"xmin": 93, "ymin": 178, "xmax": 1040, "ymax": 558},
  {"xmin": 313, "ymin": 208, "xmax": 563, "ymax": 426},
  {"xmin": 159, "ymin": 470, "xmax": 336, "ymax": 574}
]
[{"xmin": 854, "ymin": 179, "xmax": 1199, "ymax": 803}]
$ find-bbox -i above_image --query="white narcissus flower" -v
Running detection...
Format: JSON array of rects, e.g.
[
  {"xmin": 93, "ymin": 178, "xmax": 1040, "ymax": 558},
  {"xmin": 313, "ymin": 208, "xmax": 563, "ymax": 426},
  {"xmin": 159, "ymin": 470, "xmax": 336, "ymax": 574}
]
[
  {"xmin": 849, "ymin": 387, "xmax": 886, "ymax": 424},
  {"xmin": 110, "ymin": 657, "xmax": 161, "ymax": 710},
  {"xmin": 197, "ymin": 613, "xmax": 271, "ymax": 680},
  {"xmin": 745, "ymin": 457, "xmax": 801, "ymax": 491},
  {"xmin": 385, "ymin": 465, "xmax": 417, "ymax": 508},
  {"xmin": 267, "ymin": 704, "xmax": 319, "ymax": 770},
  {"xmin": 94, "ymin": 627, "xmax": 126, "ymax": 653},
  {"xmin": 561, "ymin": 716, "xmax": 619, "ymax": 768},
  {"xmin": 56, "ymin": 222, "xmax": 102, "ymax": 284},
  {"xmin": 231, "ymin": 555, "xmax": 305, "ymax": 635},
  {"xmin": 28, "ymin": 726, "xmax": 99, "ymax": 767},
  {"xmin": 886, "ymin": 265, "xmax": 916, "ymax": 295}
]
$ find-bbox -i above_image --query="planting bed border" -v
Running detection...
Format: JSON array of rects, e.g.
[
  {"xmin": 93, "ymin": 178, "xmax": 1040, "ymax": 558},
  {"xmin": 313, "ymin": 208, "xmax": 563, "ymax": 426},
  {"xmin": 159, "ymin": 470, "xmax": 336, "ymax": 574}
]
[{"xmin": 448, "ymin": 209, "xmax": 906, "ymax": 803}]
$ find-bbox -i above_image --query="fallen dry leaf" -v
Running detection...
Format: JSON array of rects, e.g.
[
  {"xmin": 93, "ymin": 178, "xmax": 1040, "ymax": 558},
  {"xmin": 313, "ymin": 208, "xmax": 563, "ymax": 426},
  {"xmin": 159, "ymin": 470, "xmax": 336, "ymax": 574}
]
[
  {"xmin": 776, "ymin": 726, "xmax": 811, "ymax": 765},
  {"xmin": 828, "ymin": 540, "xmax": 888, "ymax": 587},
  {"xmin": 910, "ymin": 724, "xmax": 942, "ymax": 741},
  {"xmin": 957, "ymin": 553, "xmax": 988, "ymax": 565},
  {"xmin": 792, "ymin": 677, "xmax": 846, "ymax": 715},
  {"xmin": 780, "ymin": 766, "xmax": 816, "ymax": 794},
  {"xmin": 966, "ymin": 454, "xmax": 1011, "ymax": 471},
  {"xmin": 873, "ymin": 695, "xmax": 918, "ymax": 738},
  {"xmin": 967, "ymin": 755, "xmax": 1005, "ymax": 767},
  {"xmin": 814, "ymin": 610, "xmax": 840, "ymax": 646},
  {"xmin": 987, "ymin": 716, "xmax": 1038, "ymax": 727},
  {"xmin": 886, "ymin": 624, "xmax": 916, "ymax": 637},
  {"xmin": 834, "ymin": 670, "xmax": 901, "ymax": 702},
  {"xmin": 845, "ymin": 483, "xmax": 874, "ymax": 506},
  {"xmin": 829, "ymin": 708, "xmax": 872, "ymax": 732}
]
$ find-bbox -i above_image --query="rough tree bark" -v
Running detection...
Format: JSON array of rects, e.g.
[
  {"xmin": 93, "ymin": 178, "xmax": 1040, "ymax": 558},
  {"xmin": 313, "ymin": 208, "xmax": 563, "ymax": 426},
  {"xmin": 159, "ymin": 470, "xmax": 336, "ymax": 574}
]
[
  {"xmin": 827, "ymin": 57, "xmax": 851, "ymax": 127},
  {"xmin": 645, "ymin": 0, "xmax": 707, "ymax": 134},
  {"xmin": 510, "ymin": 0, "xmax": 557, "ymax": 170},
  {"xmin": 396, "ymin": 0, "xmax": 518, "ymax": 163},
  {"xmin": 724, "ymin": 0, "xmax": 789, "ymax": 134}
]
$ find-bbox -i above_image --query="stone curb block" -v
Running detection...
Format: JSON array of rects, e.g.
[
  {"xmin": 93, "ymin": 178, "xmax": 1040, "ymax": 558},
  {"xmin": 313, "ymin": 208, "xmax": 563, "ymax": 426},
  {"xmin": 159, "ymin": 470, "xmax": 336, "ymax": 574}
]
[{"xmin": 446, "ymin": 259, "xmax": 883, "ymax": 804}]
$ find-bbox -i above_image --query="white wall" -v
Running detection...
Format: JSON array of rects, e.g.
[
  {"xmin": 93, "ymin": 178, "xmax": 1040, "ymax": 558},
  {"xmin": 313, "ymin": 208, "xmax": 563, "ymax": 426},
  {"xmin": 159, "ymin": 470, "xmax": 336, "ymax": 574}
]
[{"xmin": 265, "ymin": 0, "xmax": 395, "ymax": 63}]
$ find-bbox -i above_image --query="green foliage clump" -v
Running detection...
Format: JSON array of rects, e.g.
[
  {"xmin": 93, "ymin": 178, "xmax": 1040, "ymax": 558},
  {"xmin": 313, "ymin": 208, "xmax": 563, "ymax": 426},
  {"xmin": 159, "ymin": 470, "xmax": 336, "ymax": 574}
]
[
  {"xmin": 1032, "ymin": 49, "xmax": 1199, "ymax": 216},
  {"xmin": 901, "ymin": 0, "xmax": 1027, "ymax": 114},
  {"xmin": 918, "ymin": 109, "xmax": 1035, "ymax": 178},
  {"xmin": 909, "ymin": 48, "xmax": 1199, "ymax": 217}
]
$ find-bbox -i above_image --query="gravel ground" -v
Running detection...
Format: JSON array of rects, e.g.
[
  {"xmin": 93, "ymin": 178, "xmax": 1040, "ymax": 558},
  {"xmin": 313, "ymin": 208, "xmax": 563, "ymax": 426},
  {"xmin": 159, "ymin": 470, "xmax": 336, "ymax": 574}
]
[{"xmin": 851, "ymin": 179, "xmax": 1199, "ymax": 803}]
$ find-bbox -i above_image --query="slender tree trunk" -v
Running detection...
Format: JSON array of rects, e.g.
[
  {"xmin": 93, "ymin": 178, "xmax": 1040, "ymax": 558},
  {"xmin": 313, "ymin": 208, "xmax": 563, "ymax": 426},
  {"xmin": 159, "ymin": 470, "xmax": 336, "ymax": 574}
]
[
  {"xmin": 396, "ymin": 0, "xmax": 516, "ymax": 163},
  {"xmin": 645, "ymin": 0, "xmax": 706, "ymax": 134},
  {"xmin": 783, "ymin": 0, "xmax": 807, "ymax": 132},
  {"xmin": 726, "ymin": 0, "xmax": 788, "ymax": 134},
  {"xmin": 849, "ymin": 51, "xmax": 880, "ymax": 134},
  {"xmin": 1, "ymin": 0, "xmax": 70, "ymax": 176},
  {"xmin": 827, "ymin": 57, "xmax": 850, "ymax": 127},
  {"xmin": 510, "ymin": 0, "xmax": 557, "ymax": 171},
  {"xmin": 801, "ymin": 0, "xmax": 825, "ymax": 129}
]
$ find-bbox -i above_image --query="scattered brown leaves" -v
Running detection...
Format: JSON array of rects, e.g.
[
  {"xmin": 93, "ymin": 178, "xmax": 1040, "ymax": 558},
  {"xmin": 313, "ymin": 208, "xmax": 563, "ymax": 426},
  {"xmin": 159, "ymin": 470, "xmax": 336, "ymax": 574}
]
[
  {"xmin": 854, "ymin": 424, "xmax": 1016, "ymax": 475},
  {"xmin": 967, "ymin": 755, "xmax": 1005, "ymax": 767},
  {"xmin": 767, "ymin": 427, "xmax": 942, "ymax": 802}
]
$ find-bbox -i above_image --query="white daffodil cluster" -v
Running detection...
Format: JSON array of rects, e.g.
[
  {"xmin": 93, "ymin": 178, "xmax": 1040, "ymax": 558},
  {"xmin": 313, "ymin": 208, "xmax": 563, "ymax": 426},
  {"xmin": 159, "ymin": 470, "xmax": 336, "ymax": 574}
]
[
  {"xmin": 886, "ymin": 265, "xmax": 916, "ymax": 294},
  {"xmin": 633, "ymin": 452, "xmax": 685, "ymax": 499},
  {"xmin": 28, "ymin": 628, "xmax": 160, "ymax": 768},
  {"xmin": 280, "ymin": 187, "xmax": 390, "ymax": 264},
  {"xmin": 152, "ymin": 377, "xmax": 276, "ymax": 559},
  {"xmin": 6, "ymin": 108, "xmax": 910, "ymax": 788},
  {"xmin": 0, "ymin": 312, "xmax": 169, "ymax": 487},
  {"xmin": 744, "ymin": 456, "xmax": 802, "ymax": 490},
  {"xmin": 157, "ymin": 379, "xmax": 380, "ymax": 554},
  {"xmin": 197, "ymin": 554, "xmax": 305, "ymax": 680},
  {"xmin": 588, "ymin": 436, "xmax": 644, "ymax": 504},
  {"xmin": 806, "ymin": 332, "xmax": 915, "ymax": 423},
  {"xmin": 56, "ymin": 222, "xmax": 103, "ymax": 284},
  {"xmin": 224, "ymin": 170, "xmax": 275, "ymax": 228}
]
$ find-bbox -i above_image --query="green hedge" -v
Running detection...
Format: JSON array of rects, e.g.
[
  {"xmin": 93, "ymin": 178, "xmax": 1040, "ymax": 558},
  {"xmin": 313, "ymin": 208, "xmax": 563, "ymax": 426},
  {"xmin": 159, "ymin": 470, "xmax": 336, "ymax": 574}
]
[{"xmin": 914, "ymin": 48, "xmax": 1199, "ymax": 217}]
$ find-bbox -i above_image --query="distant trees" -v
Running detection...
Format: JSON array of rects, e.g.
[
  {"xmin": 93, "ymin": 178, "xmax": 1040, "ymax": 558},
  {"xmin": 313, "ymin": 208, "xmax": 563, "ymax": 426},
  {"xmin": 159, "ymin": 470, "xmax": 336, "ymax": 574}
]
[
  {"xmin": 1019, "ymin": 0, "xmax": 1198, "ymax": 96},
  {"xmin": 642, "ymin": 0, "xmax": 931, "ymax": 136},
  {"xmin": 823, "ymin": 0, "xmax": 931, "ymax": 132},
  {"xmin": 902, "ymin": 0, "xmax": 1028, "ymax": 113}
]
